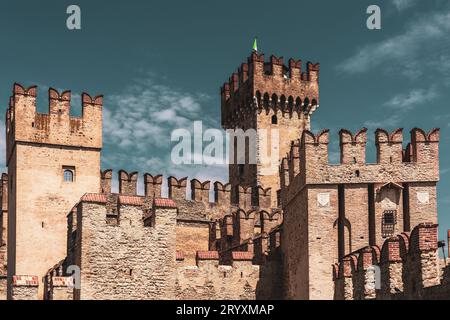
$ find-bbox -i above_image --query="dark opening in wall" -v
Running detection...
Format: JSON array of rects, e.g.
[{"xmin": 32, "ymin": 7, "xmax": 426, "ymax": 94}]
[
  {"xmin": 271, "ymin": 115, "xmax": 278, "ymax": 125},
  {"xmin": 403, "ymin": 184, "xmax": 411, "ymax": 232},
  {"xmin": 238, "ymin": 164, "xmax": 245, "ymax": 176},
  {"xmin": 338, "ymin": 184, "xmax": 346, "ymax": 259},
  {"xmin": 382, "ymin": 210, "xmax": 397, "ymax": 238}
]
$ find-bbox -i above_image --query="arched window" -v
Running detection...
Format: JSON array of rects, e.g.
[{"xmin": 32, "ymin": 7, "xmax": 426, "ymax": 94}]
[
  {"xmin": 64, "ymin": 170, "xmax": 74, "ymax": 183},
  {"xmin": 272, "ymin": 115, "xmax": 278, "ymax": 125}
]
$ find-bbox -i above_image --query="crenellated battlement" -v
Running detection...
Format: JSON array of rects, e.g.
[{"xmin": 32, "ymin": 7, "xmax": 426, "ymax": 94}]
[
  {"xmin": 119, "ymin": 170, "xmax": 138, "ymax": 196},
  {"xmin": 99, "ymin": 170, "xmax": 277, "ymax": 211},
  {"xmin": 280, "ymin": 128, "xmax": 440, "ymax": 201},
  {"xmin": 176, "ymin": 249, "xmax": 260, "ymax": 300},
  {"xmin": 221, "ymin": 52, "xmax": 320, "ymax": 129},
  {"xmin": 68, "ymin": 192, "xmax": 279, "ymax": 300},
  {"xmin": 217, "ymin": 207, "xmax": 283, "ymax": 254},
  {"xmin": 334, "ymin": 223, "xmax": 447, "ymax": 300},
  {"xmin": 6, "ymin": 83, "xmax": 102, "ymax": 161},
  {"xmin": 340, "ymin": 128, "xmax": 368, "ymax": 164},
  {"xmin": 375, "ymin": 128, "xmax": 404, "ymax": 164}
]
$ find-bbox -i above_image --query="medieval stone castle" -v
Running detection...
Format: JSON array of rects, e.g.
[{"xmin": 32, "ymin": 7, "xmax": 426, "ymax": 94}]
[{"xmin": 0, "ymin": 51, "xmax": 449, "ymax": 300}]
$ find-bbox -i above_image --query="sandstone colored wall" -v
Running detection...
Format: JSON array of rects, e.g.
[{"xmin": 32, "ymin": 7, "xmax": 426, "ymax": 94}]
[
  {"xmin": 6, "ymin": 84, "xmax": 102, "ymax": 298},
  {"xmin": 10, "ymin": 276, "xmax": 39, "ymax": 300},
  {"xmin": 282, "ymin": 185, "xmax": 339, "ymax": 300},
  {"xmin": 74, "ymin": 199, "xmax": 177, "ymax": 300},
  {"xmin": 176, "ymin": 223, "xmax": 210, "ymax": 266},
  {"xmin": 8, "ymin": 144, "xmax": 100, "ymax": 296},
  {"xmin": 0, "ymin": 276, "xmax": 6, "ymax": 300},
  {"xmin": 58, "ymin": 192, "xmax": 285, "ymax": 301},
  {"xmin": 176, "ymin": 259, "xmax": 259, "ymax": 300},
  {"xmin": 50, "ymin": 277, "xmax": 74, "ymax": 300}
]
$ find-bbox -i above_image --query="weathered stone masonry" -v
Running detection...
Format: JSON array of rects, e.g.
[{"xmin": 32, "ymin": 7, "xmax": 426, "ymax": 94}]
[
  {"xmin": 334, "ymin": 223, "xmax": 450, "ymax": 300},
  {"xmin": 1, "ymin": 50, "xmax": 448, "ymax": 300}
]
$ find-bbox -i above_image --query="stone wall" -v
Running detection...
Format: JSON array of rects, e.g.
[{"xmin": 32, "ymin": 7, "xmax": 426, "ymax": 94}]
[
  {"xmin": 176, "ymin": 252, "xmax": 259, "ymax": 300},
  {"xmin": 334, "ymin": 223, "xmax": 450, "ymax": 300},
  {"xmin": 10, "ymin": 275, "xmax": 39, "ymax": 300},
  {"xmin": 0, "ymin": 276, "xmax": 6, "ymax": 300},
  {"xmin": 6, "ymin": 83, "xmax": 102, "ymax": 298},
  {"xmin": 50, "ymin": 277, "xmax": 74, "ymax": 300},
  {"xmin": 71, "ymin": 196, "xmax": 177, "ymax": 300},
  {"xmin": 39, "ymin": 191, "xmax": 285, "ymax": 300}
]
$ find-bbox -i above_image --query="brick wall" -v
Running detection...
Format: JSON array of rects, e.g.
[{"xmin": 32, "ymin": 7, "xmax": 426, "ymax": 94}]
[{"xmin": 334, "ymin": 223, "xmax": 450, "ymax": 300}]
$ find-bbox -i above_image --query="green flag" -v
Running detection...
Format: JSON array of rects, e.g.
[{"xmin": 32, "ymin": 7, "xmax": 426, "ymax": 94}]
[{"xmin": 252, "ymin": 37, "xmax": 258, "ymax": 52}]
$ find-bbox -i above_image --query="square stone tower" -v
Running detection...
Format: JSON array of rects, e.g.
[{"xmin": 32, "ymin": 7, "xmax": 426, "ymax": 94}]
[
  {"xmin": 5, "ymin": 84, "xmax": 103, "ymax": 298},
  {"xmin": 221, "ymin": 51, "xmax": 319, "ymax": 206}
]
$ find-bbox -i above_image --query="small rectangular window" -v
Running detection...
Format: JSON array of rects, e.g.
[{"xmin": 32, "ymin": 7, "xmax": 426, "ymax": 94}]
[
  {"xmin": 63, "ymin": 166, "xmax": 75, "ymax": 183},
  {"xmin": 382, "ymin": 210, "xmax": 397, "ymax": 238}
]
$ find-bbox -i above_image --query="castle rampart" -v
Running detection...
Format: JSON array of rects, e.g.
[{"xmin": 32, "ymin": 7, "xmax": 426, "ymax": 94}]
[
  {"xmin": 39, "ymin": 192, "xmax": 283, "ymax": 300},
  {"xmin": 1, "ymin": 48, "xmax": 445, "ymax": 301},
  {"xmin": 6, "ymin": 84, "xmax": 102, "ymax": 155},
  {"xmin": 280, "ymin": 127, "xmax": 439, "ymax": 300},
  {"xmin": 334, "ymin": 223, "xmax": 449, "ymax": 300},
  {"xmin": 221, "ymin": 52, "xmax": 320, "ymax": 207}
]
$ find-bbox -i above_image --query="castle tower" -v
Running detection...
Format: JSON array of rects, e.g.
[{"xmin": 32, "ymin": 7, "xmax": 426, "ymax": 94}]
[
  {"xmin": 221, "ymin": 51, "xmax": 319, "ymax": 206},
  {"xmin": 5, "ymin": 84, "xmax": 103, "ymax": 298}
]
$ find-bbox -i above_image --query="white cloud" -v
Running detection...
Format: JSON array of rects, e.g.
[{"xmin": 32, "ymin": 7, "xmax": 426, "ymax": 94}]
[
  {"xmin": 101, "ymin": 73, "xmax": 229, "ymax": 184},
  {"xmin": 103, "ymin": 74, "xmax": 211, "ymax": 151},
  {"xmin": 363, "ymin": 86, "xmax": 439, "ymax": 130},
  {"xmin": 384, "ymin": 87, "xmax": 439, "ymax": 109},
  {"xmin": 393, "ymin": 0, "xmax": 418, "ymax": 11},
  {"xmin": 337, "ymin": 9, "xmax": 450, "ymax": 77},
  {"xmin": 363, "ymin": 114, "xmax": 403, "ymax": 129}
]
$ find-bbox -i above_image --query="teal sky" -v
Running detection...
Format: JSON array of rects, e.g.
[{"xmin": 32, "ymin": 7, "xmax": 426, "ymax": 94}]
[{"xmin": 1, "ymin": 0, "xmax": 449, "ymax": 244}]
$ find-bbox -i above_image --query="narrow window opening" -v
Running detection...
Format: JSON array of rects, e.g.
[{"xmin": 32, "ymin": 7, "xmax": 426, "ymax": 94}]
[
  {"xmin": 64, "ymin": 170, "xmax": 74, "ymax": 183},
  {"xmin": 382, "ymin": 210, "xmax": 397, "ymax": 238},
  {"xmin": 238, "ymin": 164, "xmax": 245, "ymax": 176},
  {"xmin": 353, "ymin": 157, "xmax": 357, "ymax": 164},
  {"xmin": 271, "ymin": 115, "xmax": 278, "ymax": 125},
  {"xmin": 355, "ymin": 170, "xmax": 360, "ymax": 177}
]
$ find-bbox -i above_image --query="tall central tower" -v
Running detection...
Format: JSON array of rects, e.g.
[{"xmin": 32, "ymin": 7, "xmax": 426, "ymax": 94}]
[
  {"xmin": 221, "ymin": 51, "xmax": 320, "ymax": 206},
  {"xmin": 6, "ymin": 84, "xmax": 103, "ymax": 298}
]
